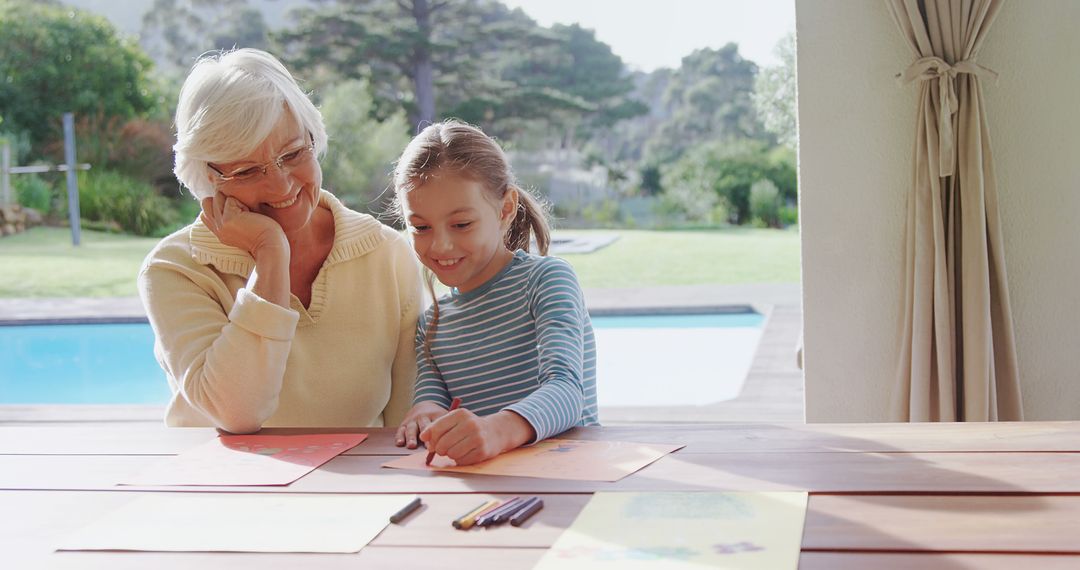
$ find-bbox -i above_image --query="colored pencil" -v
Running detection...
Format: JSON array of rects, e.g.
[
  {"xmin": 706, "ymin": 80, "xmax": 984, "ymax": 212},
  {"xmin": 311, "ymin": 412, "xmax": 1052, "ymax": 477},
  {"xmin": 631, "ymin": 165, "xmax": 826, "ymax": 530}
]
[
  {"xmin": 425, "ymin": 397, "xmax": 462, "ymax": 466},
  {"xmin": 453, "ymin": 499, "xmax": 500, "ymax": 530},
  {"xmin": 388, "ymin": 496, "xmax": 422, "ymax": 524},
  {"xmin": 475, "ymin": 496, "xmax": 523, "ymax": 527},
  {"xmin": 509, "ymin": 497, "xmax": 544, "ymax": 527}
]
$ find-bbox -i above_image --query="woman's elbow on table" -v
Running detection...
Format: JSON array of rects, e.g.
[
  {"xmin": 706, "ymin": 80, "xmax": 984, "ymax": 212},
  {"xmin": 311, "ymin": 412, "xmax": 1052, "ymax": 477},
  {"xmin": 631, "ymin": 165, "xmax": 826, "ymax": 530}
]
[
  {"xmin": 212, "ymin": 411, "xmax": 270, "ymax": 435},
  {"xmin": 188, "ymin": 389, "xmax": 279, "ymax": 434}
]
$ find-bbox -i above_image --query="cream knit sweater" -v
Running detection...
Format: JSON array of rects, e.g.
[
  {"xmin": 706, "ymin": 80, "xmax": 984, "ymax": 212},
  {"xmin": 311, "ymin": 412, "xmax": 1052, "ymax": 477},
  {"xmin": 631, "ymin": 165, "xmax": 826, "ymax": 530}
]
[{"xmin": 138, "ymin": 191, "xmax": 423, "ymax": 433}]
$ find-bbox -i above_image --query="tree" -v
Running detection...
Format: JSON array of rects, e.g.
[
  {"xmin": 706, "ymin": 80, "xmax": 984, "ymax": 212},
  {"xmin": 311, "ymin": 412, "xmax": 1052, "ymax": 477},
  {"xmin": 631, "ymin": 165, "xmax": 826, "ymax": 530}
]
[
  {"xmin": 660, "ymin": 139, "xmax": 795, "ymax": 224},
  {"xmin": 277, "ymin": 0, "xmax": 642, "ymax": 138},
  {"xmin": 319, "ymin": 80, "xmax": 411, "ymax": 213},
  {"xmin": 141, "ymin": 0, "xmax": 270, "ymax": 77},
  {"xmin": 0, "ymin": 1, "xmax": 159, "ymax": 149},
  {"xmin": 644, "ymin": 44, "xmax": 765, "ymax": 165},
  {"xmin": 278, "ymin": 0, "xmax": 469, "ymax": 128},
  {"xmin": 754, "ymin": 32, "xmax": 797, "ymax": 149},
  {"xmin": 498, "ymin": 24, "xmax": 645, "ymax": 131}
]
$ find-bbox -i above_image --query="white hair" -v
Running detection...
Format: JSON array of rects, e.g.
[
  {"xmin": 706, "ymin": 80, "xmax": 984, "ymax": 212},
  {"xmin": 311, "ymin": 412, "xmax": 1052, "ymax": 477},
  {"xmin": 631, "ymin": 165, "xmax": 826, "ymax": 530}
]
[{"xmin": 173, "ymin": 48, "xmax": 328, "ymax": 200}]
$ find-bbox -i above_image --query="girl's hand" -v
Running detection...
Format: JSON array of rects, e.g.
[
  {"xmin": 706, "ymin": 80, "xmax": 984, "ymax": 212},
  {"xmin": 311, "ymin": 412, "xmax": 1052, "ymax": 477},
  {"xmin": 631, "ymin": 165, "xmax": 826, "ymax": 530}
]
[
  {"xmin": 200, "ymin": 194, "xmax": 288, "ymax": 259},
  {"xmin": 395, "ymin": 401, "xmax": 452, "ymax": 448},
  {"xmin": 419, "ymin": 409, "xmax": 535, "ymax": 466}
]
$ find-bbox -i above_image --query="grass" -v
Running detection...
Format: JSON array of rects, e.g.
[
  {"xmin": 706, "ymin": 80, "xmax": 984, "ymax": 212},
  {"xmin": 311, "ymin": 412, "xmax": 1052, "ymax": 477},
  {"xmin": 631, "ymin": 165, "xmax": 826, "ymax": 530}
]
[
  {"xmin": 0, "ymin": 227, "xmax": 160, "ymax": 297},
  {"xmin": 559, "ymin": 228, "xmax": 801, "ymax": 288},
  {"xmin": 0, "ymin": 225, "xmax": 801, "ymax": 298}
]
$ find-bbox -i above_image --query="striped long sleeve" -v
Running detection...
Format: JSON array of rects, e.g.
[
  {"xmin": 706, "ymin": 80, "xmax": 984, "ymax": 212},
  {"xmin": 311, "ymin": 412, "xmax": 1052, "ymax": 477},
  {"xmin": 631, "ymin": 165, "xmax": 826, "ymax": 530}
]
[
  {"xmin": 503, "ymin": 259, "xmax": 590, "ymax": 441},
  {"xmin": 411, "ymin": 250, "xmax": 599, "ymax": 442}
]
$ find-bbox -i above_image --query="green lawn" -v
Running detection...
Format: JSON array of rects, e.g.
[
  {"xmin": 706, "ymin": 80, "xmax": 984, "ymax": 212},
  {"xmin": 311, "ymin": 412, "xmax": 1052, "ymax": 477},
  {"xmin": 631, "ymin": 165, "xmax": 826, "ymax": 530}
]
[
  {"xmin": 0, "ymin": 227, "xmax": 160, "ymax": 297},
  {"xmin": 0, "ymin": 226, "xmax": 801, "ymax": 298},
  {"xmin": 559, "ymin": 228, "xmax": 801, "ymax": 288}
]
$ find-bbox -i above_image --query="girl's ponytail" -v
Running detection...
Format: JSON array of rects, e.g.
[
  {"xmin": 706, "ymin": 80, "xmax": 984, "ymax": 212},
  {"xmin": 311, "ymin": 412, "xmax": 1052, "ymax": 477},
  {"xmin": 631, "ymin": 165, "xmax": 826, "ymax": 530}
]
[{"xmin": 505, "ymin": 185, "xmax": 551, "ymax": 255}]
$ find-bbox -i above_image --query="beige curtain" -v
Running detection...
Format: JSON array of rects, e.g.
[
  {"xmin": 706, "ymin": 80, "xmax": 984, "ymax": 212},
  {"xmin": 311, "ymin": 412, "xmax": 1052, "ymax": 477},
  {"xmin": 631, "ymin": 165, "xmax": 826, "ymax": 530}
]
[{"xmin": 887, "ymin": 0, "xmax": 1023, "ymax": 421}]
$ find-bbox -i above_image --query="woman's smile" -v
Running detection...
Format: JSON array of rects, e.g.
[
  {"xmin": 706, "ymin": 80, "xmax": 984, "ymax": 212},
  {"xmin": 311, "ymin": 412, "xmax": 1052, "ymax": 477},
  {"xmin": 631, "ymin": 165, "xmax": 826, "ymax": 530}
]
[{"xmin": 266, "ymin": 194, "xmax": 299, "ymax": 209}]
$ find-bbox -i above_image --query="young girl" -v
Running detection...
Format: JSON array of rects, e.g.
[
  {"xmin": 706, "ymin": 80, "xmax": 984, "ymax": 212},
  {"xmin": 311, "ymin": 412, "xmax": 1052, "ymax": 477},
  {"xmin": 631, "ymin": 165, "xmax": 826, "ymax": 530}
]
[{"xmin": 392, "ymin": 120, "xmax": 599, "ymax": 466}]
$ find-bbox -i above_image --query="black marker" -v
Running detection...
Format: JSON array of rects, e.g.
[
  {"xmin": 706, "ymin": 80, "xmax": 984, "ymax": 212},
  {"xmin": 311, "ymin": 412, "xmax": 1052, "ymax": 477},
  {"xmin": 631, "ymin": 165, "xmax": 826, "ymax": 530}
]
[{"xmin": 509, "ymin": 497, "xmax": 544, "ymax": 527}]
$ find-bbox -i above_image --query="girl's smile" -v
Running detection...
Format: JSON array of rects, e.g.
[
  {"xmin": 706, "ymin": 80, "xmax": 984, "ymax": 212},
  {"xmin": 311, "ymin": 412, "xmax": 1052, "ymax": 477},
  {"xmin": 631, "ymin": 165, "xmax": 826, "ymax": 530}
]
[{"xmin": 403, "ymin": 171, "xmax": 517, "ymax": 293}]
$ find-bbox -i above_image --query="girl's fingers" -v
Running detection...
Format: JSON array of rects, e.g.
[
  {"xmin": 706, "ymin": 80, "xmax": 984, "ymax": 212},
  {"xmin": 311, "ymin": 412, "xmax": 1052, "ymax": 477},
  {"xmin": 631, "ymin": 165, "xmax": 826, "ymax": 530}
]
[
  {"xmin": 420, "ymin": 411, "xmax": 454, "ymax": 443},
  {"xmin": 444, "ymin": 435, "xmax": 479, "ymax": 463},
  {"xmin": 455, "ymin": 448, "xmax": 483, "ymax": 466},
  {"xmin": 405, "ymin": 422, "xmax": 420, "ymax": 449},
  {"xmin": 432, "ymin": 423, "xmax": 470, "ymax": 458},
  {"xmin": 394, "ymin": 424, "xmax": 407, "ymax": 447}
]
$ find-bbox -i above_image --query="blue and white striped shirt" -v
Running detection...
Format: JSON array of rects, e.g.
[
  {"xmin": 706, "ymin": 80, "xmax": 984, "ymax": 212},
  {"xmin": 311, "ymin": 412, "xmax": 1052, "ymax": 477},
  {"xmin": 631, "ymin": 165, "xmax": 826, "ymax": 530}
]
[{"xmin": 414, "ymin": 250, "xmax": 599, "ymax": 441}]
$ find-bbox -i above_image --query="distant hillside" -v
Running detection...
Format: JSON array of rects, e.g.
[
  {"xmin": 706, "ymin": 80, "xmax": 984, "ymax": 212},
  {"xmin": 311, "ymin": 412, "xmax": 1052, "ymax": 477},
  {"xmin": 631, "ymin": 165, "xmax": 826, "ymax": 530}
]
[{"xmin": 61, "ymin": 0, "xmax": 317, "ymax": 36}]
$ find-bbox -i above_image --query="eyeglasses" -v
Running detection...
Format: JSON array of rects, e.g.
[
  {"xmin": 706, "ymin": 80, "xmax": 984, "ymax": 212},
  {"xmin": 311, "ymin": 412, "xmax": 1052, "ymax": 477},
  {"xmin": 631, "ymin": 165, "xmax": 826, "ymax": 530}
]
[{"xmin": 208, "ymin": 134, "xmax": 316, "ymax": 186}]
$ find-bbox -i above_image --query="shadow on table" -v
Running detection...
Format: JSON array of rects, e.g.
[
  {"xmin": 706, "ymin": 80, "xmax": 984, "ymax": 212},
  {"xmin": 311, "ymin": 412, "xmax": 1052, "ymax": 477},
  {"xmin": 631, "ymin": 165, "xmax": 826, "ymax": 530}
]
[{"xmin": 597, "ymin": 424, "xmax": 1052, "ymax": 570}]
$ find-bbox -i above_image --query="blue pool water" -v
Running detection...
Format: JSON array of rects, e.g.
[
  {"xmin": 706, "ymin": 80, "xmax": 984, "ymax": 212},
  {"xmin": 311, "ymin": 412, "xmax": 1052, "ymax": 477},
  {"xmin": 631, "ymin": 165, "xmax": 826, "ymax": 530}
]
[
  {"xmin": 1, "ymin": 323, "xmax": 171, "ymax": 404},
  {"xmin": 0, "ymin": 311, "xmax": 763, "ymax": 405},
  {"xmin": 590, "ymin": 312, "xmax": 763, "ymax": 329}
]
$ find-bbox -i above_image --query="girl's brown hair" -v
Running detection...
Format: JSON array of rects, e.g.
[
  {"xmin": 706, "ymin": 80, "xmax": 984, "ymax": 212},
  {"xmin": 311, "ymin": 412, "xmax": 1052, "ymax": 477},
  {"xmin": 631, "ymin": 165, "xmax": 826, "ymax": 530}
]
[{"xmin": 393, "ymin": 120, "xmax": 552, "ymax": 374}]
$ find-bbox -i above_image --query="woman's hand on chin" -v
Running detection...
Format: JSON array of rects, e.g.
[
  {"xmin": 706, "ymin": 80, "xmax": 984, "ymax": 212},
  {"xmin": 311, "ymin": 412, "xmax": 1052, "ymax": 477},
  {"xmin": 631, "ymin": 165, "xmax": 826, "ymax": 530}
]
[{"xmin": 201, "ymin": 194, "xmax": 289, "ymax": 259}]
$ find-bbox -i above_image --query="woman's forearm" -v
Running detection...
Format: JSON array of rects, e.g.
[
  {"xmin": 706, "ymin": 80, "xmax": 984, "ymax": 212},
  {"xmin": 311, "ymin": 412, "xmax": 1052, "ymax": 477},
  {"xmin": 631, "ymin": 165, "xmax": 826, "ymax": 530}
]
[{"xmin": 250, "ymin": 240, "xmax": 291, "ymax": 308}]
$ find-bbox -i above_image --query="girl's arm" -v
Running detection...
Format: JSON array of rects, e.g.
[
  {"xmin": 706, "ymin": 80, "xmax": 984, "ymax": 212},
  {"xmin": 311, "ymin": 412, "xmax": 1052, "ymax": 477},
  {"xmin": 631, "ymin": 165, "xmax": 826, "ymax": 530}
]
[{"xmin": 503, "ymin": 258, "xmax": 588, "ymax": 443}]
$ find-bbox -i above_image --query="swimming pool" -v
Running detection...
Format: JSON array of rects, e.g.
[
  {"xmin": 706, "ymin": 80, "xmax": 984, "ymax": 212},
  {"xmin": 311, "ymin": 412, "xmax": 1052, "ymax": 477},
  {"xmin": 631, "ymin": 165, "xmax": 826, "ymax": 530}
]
[
  {"xmin": 1, "ymin": 323, "xmax": 171, "ymax": 404},
  {"xmin": 0, "ymin": 311, "xmax": 764, "ymax": 405},
  {"xmin": 590, "ymin": 311, "xmax": 764, "ymax": 408}
]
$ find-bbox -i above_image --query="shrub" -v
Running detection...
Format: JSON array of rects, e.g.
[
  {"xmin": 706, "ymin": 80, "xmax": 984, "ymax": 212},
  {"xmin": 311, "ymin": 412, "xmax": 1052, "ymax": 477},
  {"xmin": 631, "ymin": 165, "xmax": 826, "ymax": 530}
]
[
  {"xmin": 657, "ymin": 156, "xmax": 732, "ymax": 225},
  {"xmin": 581, "ymin": 199, "xmax": 620, "ymax": 227},
  {"xmin": 77, "ymin": 170, "xmax": 177, "ymax": 236},
  {"xmin": 779, "ymin": 204, "xmax": 799, "ymax": 227},
  {"xmin": 749, "ymin": 179, "xmax": 781, "ymax": 228},
  {"xmin": 659, "ymin": 140, "xmax": 796, "ymax": 224},
  {"xmin": 12, "ymin": 173, "xmax": 55, "ymax": 213},
  {"xmin": 52, "ymin": 115, "xmax": 177, "ymax": 189}
]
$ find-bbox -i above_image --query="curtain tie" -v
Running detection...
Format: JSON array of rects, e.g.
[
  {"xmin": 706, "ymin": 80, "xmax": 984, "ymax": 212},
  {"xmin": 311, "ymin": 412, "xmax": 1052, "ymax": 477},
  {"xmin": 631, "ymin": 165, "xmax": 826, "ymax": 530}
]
[{"xmin": 897, "ymin": 56, "xmax": 998, "ymax": 176}]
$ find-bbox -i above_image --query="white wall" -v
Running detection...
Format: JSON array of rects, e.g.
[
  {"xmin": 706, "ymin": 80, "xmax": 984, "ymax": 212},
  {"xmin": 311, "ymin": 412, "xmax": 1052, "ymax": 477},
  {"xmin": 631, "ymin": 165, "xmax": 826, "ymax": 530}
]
[{"xmin": 797, "ymin": 0, "xmax": 1080, "ymax": 421}]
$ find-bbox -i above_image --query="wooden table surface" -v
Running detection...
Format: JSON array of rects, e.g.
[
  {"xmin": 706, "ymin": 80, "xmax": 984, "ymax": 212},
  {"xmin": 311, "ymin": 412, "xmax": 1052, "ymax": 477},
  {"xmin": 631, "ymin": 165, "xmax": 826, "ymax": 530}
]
[{"xmin": 4, "ymin": 422, "xmax": 1080, "ymax": 569}]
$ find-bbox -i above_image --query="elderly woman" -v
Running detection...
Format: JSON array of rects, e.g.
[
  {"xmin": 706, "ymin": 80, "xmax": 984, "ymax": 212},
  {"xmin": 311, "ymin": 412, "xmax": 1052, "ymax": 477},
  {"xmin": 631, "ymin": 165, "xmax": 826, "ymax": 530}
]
[{"xmin": 138, "ymin": 49, "xmax": 422, "ymax": 433}]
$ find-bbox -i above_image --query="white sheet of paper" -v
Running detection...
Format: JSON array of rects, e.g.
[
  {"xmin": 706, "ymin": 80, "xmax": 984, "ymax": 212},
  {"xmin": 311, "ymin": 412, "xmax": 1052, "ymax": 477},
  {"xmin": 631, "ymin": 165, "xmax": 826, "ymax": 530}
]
[
  {"xmin": 534, "ymin": 492, "xmax": 808, "ymax": 569},
  {"xmin": 57, "ymin": 493, "xmax": 415, "ymax": 553}
]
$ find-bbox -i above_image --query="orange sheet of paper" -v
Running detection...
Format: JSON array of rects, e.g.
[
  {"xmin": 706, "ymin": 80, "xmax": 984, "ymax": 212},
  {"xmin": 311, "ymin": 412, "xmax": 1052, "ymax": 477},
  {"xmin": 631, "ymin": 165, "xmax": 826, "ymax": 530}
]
[
  {"xmin": 119, "ymin": 433, "xmax": 367, "ymax": 486},
  {"xmin": 382, "ymin": 438, "xmax": 684, "ymax": 482}
]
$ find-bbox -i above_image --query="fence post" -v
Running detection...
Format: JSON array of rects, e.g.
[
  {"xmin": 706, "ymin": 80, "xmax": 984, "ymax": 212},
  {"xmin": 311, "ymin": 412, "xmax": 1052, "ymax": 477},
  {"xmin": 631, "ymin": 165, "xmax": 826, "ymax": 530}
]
[
  {"xmin": 1, "ymin": 141, "xmax": 10, "ymax": 207},
  {"xmin": 63, "ymin": 112, "xmax": 81, "ymax": 246}
]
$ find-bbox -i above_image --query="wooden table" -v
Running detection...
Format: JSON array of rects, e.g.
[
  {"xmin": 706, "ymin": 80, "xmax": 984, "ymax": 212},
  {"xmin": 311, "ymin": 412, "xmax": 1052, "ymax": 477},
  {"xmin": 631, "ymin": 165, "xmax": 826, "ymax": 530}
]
[{"xmin": 4, "ymin": 422, "xmax": 1080, "ymax": 568}]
